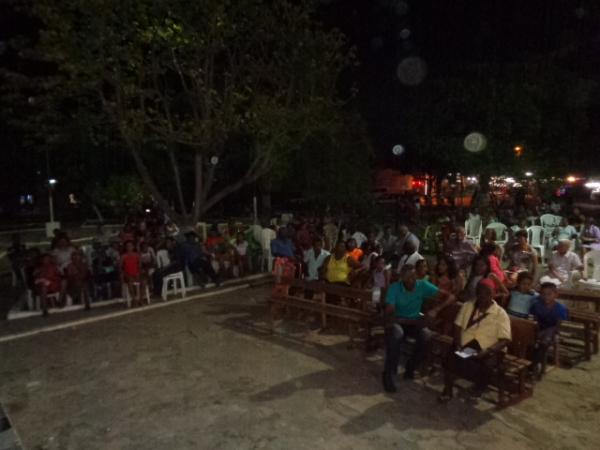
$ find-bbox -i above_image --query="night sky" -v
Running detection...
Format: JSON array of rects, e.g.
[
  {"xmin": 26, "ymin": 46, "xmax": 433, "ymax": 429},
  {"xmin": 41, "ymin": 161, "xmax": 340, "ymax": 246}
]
[
  {"xmin": 319, "ymin": 0, "xmax": 600, "ymax": 162},
  {"xmin": 1, "ymin": 0, "xmax": 599, "ymax": 209}
]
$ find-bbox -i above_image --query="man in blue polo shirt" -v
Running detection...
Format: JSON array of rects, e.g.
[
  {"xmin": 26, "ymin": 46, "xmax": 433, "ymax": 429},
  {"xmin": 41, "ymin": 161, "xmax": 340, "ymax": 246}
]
[{"xmin": 383, "ymin": 264, "xmax": 455, "ymax": 392}]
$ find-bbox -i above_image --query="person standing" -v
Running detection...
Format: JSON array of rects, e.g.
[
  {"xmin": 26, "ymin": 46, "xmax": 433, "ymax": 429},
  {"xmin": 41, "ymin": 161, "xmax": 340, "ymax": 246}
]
[{"xmin": 304, "ymin": 238, "xmax": 330, "ymax": 281}]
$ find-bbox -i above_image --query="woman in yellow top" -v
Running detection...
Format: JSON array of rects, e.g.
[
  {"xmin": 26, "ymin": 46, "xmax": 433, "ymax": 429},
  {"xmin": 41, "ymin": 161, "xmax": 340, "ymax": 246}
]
[{"xmin": 320, "ymin": 242, "xmax": 362, "ymax": 285}]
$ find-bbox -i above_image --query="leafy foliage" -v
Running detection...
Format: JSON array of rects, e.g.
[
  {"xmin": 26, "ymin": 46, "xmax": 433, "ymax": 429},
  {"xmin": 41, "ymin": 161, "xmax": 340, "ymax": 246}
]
[{"xmin": 3, "ymin": 0, "xmax": 359, "ymax": 224}]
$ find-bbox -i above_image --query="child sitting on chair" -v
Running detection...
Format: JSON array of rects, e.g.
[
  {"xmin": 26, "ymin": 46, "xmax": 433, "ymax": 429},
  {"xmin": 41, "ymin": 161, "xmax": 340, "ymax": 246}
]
[
  {"xmin": 506, "ymin": 271, "xmax": 536, "ymax": 318},
  {"xmin": 34, "ymin": 254, "xmax": 64, "ymax": 317},
  {"xmin": 528, "ymin": 282, "xmax": 568, "ymax": 379},
  {"xmin": 121, "ymin": 241, "xmax": 146, "ymax": 306}
]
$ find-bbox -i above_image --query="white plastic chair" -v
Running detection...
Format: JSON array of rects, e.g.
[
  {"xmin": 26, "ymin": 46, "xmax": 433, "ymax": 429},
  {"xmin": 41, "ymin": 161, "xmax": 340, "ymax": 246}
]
[
  {"xmin": 465, "ymin": 218, "xmax": 483, "ymax": 246},
  {"xmin": 485, "ymin": 222, "xmax": 508, "ymax": 247},
  {"xmin": 161, "ymin": 271, "xmax": 186, "ymax": 301},
  {"xmin": 583, "ymin": 250, "xmax": 600, "ymax": 281},
  {"xmin": 260, "ymin": 227, "xmax": 276, "ymax": 272},
  {"xmin": 122, "ymin": 282, "xmax": 151, "ymax": 308},
  {"xmin": 28, "ymin": 291, "xmax": 61, "ymax": 311},
  {"xmin": 156, "ymin": 249, "xmax": 170, "ymax": 269},
  {"xmin": 527, "ymin": 226, "xmax": 546, "ymax": 261},
  {"xmin": 540, "ymin": 214, "xmax": 561, "ymax": 228}
]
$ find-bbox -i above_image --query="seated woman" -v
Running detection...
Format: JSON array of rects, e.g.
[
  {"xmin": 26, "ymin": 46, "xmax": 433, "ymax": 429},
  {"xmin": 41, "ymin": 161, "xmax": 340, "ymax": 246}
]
[
  {"xmin": 438, "ymin": 278, "xmax": 512, "ymax": 403},
  {"xmin": 34, "ymin": 254, "xmax": 64, "ymax": 317},
  {"xmin": 479, "ymin": 243, "xmax": 507, "ymax": 285},
  {"xmin": 320, "ymin": 241, "xmax": 362, "ymax": 285},
  {"xmin": 461, "ymin": 255, "xmax": 508, "ymax": 304},
  {"xmin": 505, "ymin": 230, "xmax": 538, "ymax": 286},
  {"xmin": 431, "ymin": 255, "xmax": 464, "ymax": 296}
]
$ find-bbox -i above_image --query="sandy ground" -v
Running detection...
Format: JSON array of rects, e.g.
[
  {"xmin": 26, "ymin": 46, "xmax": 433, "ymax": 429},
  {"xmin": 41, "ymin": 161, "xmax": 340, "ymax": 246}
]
[{"xmin": 0, "ymin": 286, "xmax": 599, "ymax": 450}]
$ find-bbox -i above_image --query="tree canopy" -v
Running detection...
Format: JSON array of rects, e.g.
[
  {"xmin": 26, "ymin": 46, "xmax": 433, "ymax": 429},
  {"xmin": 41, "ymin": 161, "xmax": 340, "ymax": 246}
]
[{"xmin": 3, "ymin": 0, "xmax": 365, "ymax": 223}]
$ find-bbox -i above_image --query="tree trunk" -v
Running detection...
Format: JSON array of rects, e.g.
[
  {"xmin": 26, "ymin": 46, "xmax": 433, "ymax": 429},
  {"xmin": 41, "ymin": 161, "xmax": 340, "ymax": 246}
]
[
  {"xmin": 260, "ymin": 176, "xmax": 272, "ymax": 219},
  {"xmin": 168, "ymin": 149, "xmax": 188, "ymax": 221},
  {"xmin": 192, "ymin": 151, "xmax": 204, "ymax": 225},
  {"xmin": 129, "ymin": 145, "xmax": 182, "ymax": 224}
]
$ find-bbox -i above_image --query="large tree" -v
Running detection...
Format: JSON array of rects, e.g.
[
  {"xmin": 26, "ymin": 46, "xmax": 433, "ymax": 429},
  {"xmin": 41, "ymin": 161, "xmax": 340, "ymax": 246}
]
[{"xmin": 6, "ymin": 0, "xmax": 354, "ymax": 224}]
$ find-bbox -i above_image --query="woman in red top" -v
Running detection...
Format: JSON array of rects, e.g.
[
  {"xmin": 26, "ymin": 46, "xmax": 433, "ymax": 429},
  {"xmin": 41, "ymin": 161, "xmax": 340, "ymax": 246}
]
[
  {"xmin": 480, "ymin": 243, "xmax": 506, "ymax": 281},
  {"xmin": 121, "ymin": 241, "xmax": 146, "ymax": 306}
]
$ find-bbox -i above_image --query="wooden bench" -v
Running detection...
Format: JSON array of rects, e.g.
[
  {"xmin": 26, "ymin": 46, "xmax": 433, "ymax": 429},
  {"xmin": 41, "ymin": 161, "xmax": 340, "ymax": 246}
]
[
  {"xmin": 430, "ymin": 305, "xmax": 537, "ymax": 407},
  {"xmin": 562, "ymin": 310, "xmax": 600, "ymax": 361},
  {"xmin": 270, "ymin": 278, "xmax": 378, "ymax": 349}
]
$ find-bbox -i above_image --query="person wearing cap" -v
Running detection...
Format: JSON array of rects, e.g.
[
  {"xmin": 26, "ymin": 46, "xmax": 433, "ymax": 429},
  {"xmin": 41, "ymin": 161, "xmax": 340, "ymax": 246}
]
[
  {"xmin": 438, "ymin": 278, "xmax": 511, "ymax": 402},
  {"xmin": 528, "ymin": 282, "xmax": 568, "ymax": 378},
  {"xmin": 382, "ymin": 264, "xmax": 455, "ymax": 392},
  {"xmin": 546, "ymin": 240, "xmax": 583, "ymax": 285}
]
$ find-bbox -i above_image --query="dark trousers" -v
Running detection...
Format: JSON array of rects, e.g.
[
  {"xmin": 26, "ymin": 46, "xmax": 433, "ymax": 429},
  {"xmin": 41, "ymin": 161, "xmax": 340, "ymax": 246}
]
[
  {"xmin": 152, "ymin": 262, "xmax": 183, "ymax": 296},
  {"xmin": 384, "ymin": 323, "xmax": 432, "ymax": 377},
  {"xmin": 532, "ymin": 326, "xmax": 558, "ymax": 366},
  {"xmin": 188, "ymin": 257, "xmax": 220, "ymax": 284}
]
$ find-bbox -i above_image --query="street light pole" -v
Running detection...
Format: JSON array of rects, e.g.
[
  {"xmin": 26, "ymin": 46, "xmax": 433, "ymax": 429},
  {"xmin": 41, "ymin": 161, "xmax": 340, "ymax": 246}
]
[{"xmin": 48, "ymin": 180, "xmax": 56, "ymax": 223}]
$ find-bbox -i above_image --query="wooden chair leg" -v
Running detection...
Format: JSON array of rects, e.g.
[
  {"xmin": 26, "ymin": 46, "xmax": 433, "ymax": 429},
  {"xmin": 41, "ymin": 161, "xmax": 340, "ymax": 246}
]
[{"xmin": 584, "ymin": 323, "xmax": 592, "ymax": 361}]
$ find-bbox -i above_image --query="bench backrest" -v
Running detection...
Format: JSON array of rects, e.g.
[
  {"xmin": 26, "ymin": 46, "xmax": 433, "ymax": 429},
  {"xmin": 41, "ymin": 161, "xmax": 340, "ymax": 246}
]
[
  {"xmin": 433, "ymin": 302, "xmax": 463, "ymax": 336},
  {"xmin": 508, "ymin": 316, "xmax": 538, "ymax": 358}
]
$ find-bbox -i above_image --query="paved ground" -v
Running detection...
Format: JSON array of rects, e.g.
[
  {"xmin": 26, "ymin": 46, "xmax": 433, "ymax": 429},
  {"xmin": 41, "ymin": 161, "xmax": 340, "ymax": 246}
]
[{"xmin": 0, "ymin": 286, "xmax": 599, "ymax": 450}]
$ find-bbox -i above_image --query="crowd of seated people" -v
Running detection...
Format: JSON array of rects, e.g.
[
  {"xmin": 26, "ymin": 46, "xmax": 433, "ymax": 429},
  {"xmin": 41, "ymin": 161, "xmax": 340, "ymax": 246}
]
[
  {"xmin": 255, "ymin": 209, "xmax": 594, "ymax": 400},
  {"xmin": 6, "ymin": 213, "xmax": 273, "ymax": 317}
]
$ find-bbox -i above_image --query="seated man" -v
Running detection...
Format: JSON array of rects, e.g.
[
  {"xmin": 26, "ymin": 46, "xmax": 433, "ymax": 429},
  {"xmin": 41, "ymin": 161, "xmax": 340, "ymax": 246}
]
[
  {"xmin": 444, "ymin": 226, "xmax": 478, "ymax": 272},
  {"xmin": 395, "ymin": 241, "xmax": 423, "ymax": 274},
  {"xmin": 382, "ymin": 265, "xmax": 455, "ymax": 392},
  {"xmin": 546, "ymin": 240, "xmax": 583, "ymax": 285},
  {"xmin": 439, "ymin": 278, "xmax": 511, "ymax": 402},
  {"xmin": 529, "ymin": 282, "xmax": 568, "ymax": 378},
  {"xmin": 181, "ymin": 232, "xmax": 220, "ymax": 286},
  {"xmin": 394, "ymin": 225, "xmax": 420, "ymax": 256}
]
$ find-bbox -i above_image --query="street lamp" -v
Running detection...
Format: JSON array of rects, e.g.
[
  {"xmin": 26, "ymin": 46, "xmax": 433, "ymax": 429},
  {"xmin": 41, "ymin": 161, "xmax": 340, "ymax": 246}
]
[
  {"xmin": 514, "ymin": 146, "xmax": 523, "ymax": 157},
  {"xmin": 48, "ymin": 179, "xmax": 57, "ymax": 223}
]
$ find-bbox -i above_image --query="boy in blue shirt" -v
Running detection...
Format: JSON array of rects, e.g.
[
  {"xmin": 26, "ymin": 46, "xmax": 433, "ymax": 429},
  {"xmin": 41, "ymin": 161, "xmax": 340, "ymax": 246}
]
[
  {"xmin": 507, "ymin": 271, "xmax": 536, "ymax": 318},
  {"xmin": 382, "ymin": 264, "xmax": 455, "ymax": 392},
  {"xmin": 529, "ymin": 282, "xmax": 568, "ymax": 378}
]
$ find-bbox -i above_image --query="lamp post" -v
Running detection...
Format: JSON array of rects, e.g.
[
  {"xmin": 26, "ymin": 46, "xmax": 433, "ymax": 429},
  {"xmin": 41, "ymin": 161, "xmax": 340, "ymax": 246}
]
[
  {"xmin": 44, "ymin": 146, "xmax": 60, "ymax": 237},
  {"xmin": 48, "ymin": 178, "xmax": 57, "ymax": 222}
]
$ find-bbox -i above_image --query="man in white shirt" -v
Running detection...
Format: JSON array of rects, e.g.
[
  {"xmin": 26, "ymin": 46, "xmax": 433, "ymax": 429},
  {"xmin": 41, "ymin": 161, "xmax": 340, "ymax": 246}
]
[
  {"xmin": 351, "ymin": 228, "xmax": 368, "ymax": 248},
  {"xmin": 304, "ymin": 238, "xmax": 330, "ymax": 281},
  {"xmin": 396, "ymin": 241, "xmax": 424, "ymax": 273},
  {"xmin": 395, "ymin": 225, "xmax": 420, "ymax": 256},
  {"xmin": 547, "ymin": 240, "xmax": 583, "ymax": 284}
]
